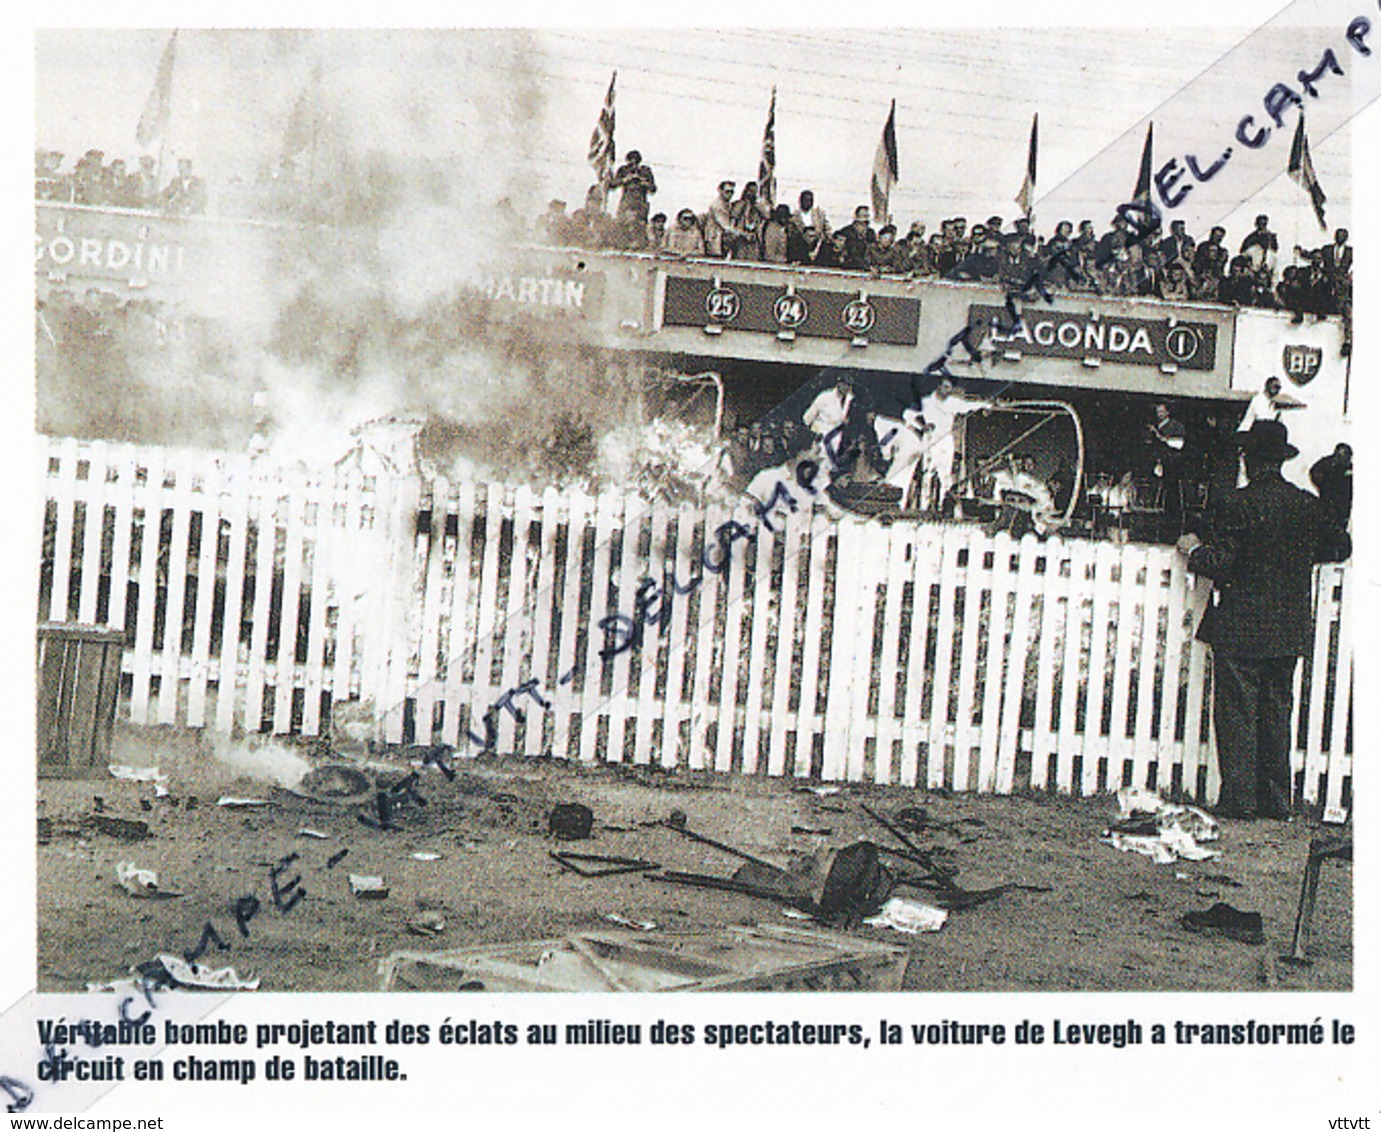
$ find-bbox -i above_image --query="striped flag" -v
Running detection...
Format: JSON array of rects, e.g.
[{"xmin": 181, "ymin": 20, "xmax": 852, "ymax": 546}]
[
  {"xmin": 587, "ymin": 70, "xmax": 617, "ymax": 205},
  {"xmin": 871, "ymin": 100, "xmax": 899, "ymax": 224},
  {"xmin": 136, "ymin": 30, "xmax": 178, "ymax": 148},
  {"xmin": 1289, "ymin": 112, "xmax": 1327, "ymax": 229},
  {"xmin": 758, "ymin": 86, "xmax": 777, "ymax": 208},
  {"xmin": 1015, "ymin": 113, "xmax": 1038, "ymax": 219},
  {"xmin": 1132, "ymin": 121, "xmax": 1154, "ymax": 206}
]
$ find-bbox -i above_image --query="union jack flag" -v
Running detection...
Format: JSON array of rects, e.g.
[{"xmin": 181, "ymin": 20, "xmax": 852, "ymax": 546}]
[
  {"xmin": 588, "ymin": 71, "xmax": 617, "ymax": 204},
  {"xmin": 758, "ymin": 87, "xmax": 777, "ymax": 208}
]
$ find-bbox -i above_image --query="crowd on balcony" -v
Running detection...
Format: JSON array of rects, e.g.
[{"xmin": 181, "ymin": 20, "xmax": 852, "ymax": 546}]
[
  {"xmin": 36, "ymin": 148, "xmax": 206, "ymax": 215},
  {"xmin": 534, "ymin": 153, "xmax": 1354, "ymax": 332}
]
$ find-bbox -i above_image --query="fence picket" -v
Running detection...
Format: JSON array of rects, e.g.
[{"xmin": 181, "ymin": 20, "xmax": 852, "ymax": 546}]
[
  {"xmin": 76, "ymin": 440, "xmax": 108, "ymax": 625},
  {"xmin": 185, "ymin": 460, "xmax": 222, "ymax": 728},
  {"xmin": 38, "ymin": 437, "xmax": 1352, "ymax": 810}
]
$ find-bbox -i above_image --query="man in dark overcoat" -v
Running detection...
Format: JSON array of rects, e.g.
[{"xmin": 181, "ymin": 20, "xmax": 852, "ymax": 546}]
[{"xmin": 1176, "ymin": 420, "xmax": 1349, "ymax": 819}]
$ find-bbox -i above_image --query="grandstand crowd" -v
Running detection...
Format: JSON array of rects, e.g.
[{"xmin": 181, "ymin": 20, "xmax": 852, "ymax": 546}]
[
  {"xmin": 36, "ymin": 142, "xmax": 1353, "ymax": 342},
  {"xmin": 36, "ymin": 147, "xmax": 206, "ymax": 215},
  {"xmin": 535, "ymin": 152, "xmax": 1354, "ymax": 335}
]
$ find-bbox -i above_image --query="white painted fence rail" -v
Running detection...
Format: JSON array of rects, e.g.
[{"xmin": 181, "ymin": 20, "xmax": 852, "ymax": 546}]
[{"xmin": 39, "ymin": 437, "xmax": 1352, "ymax": 811}]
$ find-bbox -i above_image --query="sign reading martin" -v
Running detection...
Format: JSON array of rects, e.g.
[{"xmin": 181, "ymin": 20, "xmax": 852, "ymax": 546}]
[
  {"xmin": 662, "ymin": 275, "xmax": 921, "ymax": 346},
  {"xmin": 968, "ymin": 304, "xmax": 1218, "ymax": 372},
  {"xmin": 474, "ymin": 269, "xmax": 604, "ymax": 317}
]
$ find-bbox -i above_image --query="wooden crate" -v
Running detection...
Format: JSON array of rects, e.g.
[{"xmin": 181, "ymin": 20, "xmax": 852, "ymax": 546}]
[{"xmin": 36, "ymin": 623, "xmax": 124, "ymax": 778}]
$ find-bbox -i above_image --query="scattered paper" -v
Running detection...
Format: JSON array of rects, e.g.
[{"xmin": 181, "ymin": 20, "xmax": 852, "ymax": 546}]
[
  {"xmin": 350, "ymin": 874, "xmax": 389, "ymax": 899},
  {"xmin": 1116, "ymin": 786, "xmax": 1218, "ymax": 842},
  {"xmin": 1102, "ymin": 830, "xmax": 1220, "ymax": 865},
  {"xmin": 1103, "ymin": 787, "xmax": 1221, "ymax": 863},
  {"xmin": 408, "ymin": 911, "xmax": 447, "ymax": 937},
  {"xmin": 148, "ymin": 954, "xmax": 260, "ymax": 990},
  {"xmin": 116, "ymin": 860, "xmax": 165, "ymax": 898},
  {"xmin": 88, "ymin": 956, "xmax": 260, "ymax": 992},
  {"xmin": 604, "ymin": 914, "xmax": 657, "ymax": 932},
  {"xmin": 109, "ymin": 765, "xmax": 170, "ymax": 797},
  {"xmin": 864, "ymin": 896, "xmax": 949, "ymax": 934}
]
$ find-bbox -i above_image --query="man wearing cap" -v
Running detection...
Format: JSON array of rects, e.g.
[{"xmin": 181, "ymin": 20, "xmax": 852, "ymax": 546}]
[
  {"xmin": 1177, "ymin": 420, "xmax": 1348, "ymax": 820},
  {"xmin": 609, "ymin": 150, "xmax": 657, "ymax": 224}
]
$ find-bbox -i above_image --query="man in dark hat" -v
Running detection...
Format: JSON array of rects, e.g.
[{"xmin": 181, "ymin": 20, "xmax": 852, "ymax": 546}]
[
  {"xmin": 1176, "ymin": 420, "xmax": 1349, "ymax": 819},
  {"xmin": 609, "ymin": 149, "xmax": 656, "ymax": 225}
]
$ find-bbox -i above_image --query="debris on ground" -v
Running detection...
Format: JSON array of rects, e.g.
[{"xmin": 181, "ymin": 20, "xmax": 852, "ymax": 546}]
[
  {"xmin": 863, "ymin": 896, "xmax": 949, "ymax": 935},
  {"xmin": 1103, "ymin": 828, "xmax": 1220, "ymax": 865},
  {"xmin": 350, "ymin": 874, "xmax": 390, "ymax": 899},
  {"xmin": 1100, "ymin": 788, "xmax": 1220, "ymax": 863},
  {"xmin": 298, "ymin": 828, "xmax": 330, "ymax": 840},
  {"xmin": 407, "ymin": 910, "xmax": 447, "ymax": 938},
  {"xmin": 548, "ymin": 802, "xmax": 594, "ymax": 840},
  {"xmin": 294, "ymin": 765, "xmax": 375, "ymax": 805},
  {"xmin": 90, "ymin": 814, "xmax": 151, "ymax": 841},
  {"xmin": 551, "ymin": 852, "xmax": 659, "ymax": 878},
  {"xmin": 379, "ymin": 922, "xmax": 908, "ymax": 992},
  {"xmin": 115, "ymin": 860, "xmax": 176, "ymax": 899},
  {"xmin": 1116, "ymin": 787, "xmax": 1218, "ymax": 839},
  {"xmin": 411, "ymin": 851, "xmax": 443, "ymax": 862},
  {"xmin": 1180, "ymin": 902, "xmax": 1265, "ymax": 945},
  {"xmin": 216, "ymin": 796, "xmax": 270, "ymax": 809},
  {"xmin": 108, "ymin": 765, "xmax": 170, "ymax": 796},
  {"xmin": 604, "ymin": 914, "xmax": 657, "ymax": 932},
  {"xmin": 88, "ymin": 955, "xmax": 261, "ymax": 993}
]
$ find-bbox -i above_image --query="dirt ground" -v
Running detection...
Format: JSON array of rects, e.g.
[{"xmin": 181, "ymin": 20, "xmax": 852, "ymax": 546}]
[{"xmin": 35, "ymin": 724, "xmax": 1352, "ymax": 994}]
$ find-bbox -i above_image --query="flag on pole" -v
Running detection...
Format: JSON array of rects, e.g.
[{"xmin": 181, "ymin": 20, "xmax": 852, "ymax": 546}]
[
  {"xmin": 758, "ymin": 86, "xmax": 777, "ymax": 209},
  {"xmin": 1289, "ymin": 112, "xmax": 1327, "ymax": 229},
  {"xmin": 1132, "ymin": 122, "xmax": 1154, "ymax": 207},
  {"xmin": 871, "ymin": 100, "xmax": 899, "ymax": 223},
  {"xmin": 136, "ymin": 30, "xmax": 178, "ymax": 148},
  {"xmin": 1015, "ymin": 113, "xmax": 1038, "ymax": 219},
  {"xmin": 587, "ymin": 70, "xmax": 617, "ymax": 206}
]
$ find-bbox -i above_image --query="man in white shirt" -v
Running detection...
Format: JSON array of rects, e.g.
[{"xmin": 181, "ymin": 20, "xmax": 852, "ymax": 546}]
[
  {"xmin": 702, "ymin": 181, "xmax": 742, "ymax": 259},
  {"xmin": 916, "ymin": 378, "xmax": 996, "ymax": 515},
  {"xmin": 1237, "ymin": 377, "xmax": 1284, "ymax": 432}
]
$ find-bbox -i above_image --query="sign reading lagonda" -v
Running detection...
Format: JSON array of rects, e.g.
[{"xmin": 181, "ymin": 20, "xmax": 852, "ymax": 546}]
[{"xmin": 968, "ymin": 303, "xmax": 1218, "ymax": 371}]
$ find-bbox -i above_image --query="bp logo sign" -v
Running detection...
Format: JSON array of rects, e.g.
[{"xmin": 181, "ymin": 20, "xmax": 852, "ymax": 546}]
[{"xmin": 1282, "ymin": 344, "xmax": 1323, "ymax": 385}]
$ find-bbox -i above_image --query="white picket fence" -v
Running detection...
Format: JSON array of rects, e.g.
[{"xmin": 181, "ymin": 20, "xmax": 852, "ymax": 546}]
[{"xmin": 38, "ymin": 436, "xmax": 1353, "ymax": 810}]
